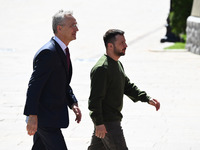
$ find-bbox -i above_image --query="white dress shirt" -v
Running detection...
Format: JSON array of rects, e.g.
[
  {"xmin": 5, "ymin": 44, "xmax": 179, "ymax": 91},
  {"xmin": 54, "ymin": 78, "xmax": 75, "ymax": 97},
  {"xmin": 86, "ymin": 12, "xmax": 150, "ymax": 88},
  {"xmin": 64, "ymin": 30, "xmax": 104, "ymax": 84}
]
[{"xmin": 53, "ymin": 36, "xmax": 68, "ymax": 55}]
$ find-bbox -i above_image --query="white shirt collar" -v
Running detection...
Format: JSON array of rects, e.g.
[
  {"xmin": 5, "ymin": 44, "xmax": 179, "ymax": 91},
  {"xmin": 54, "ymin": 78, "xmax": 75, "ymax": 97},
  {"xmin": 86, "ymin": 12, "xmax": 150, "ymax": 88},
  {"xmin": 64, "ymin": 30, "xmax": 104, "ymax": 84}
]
[{"xmin": 53, "ymin": 36, "xmax": 68, "ymax": 54}]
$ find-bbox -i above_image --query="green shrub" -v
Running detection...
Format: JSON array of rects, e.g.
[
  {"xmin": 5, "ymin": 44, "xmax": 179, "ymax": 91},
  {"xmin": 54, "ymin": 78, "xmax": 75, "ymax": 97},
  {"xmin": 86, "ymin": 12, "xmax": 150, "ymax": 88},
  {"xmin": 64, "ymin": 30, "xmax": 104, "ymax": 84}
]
[{"xmin": 169, "ymin": 0, "xmax": 193, "ymax": 36}]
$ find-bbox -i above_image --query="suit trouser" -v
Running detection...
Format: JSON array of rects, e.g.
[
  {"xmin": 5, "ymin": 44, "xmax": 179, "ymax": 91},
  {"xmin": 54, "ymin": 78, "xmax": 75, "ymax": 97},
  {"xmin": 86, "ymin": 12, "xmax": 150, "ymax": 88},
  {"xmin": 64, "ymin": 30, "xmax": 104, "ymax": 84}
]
[
  {"xmin": 88, "ymin": 121, "xmax": 128, "ymax": 150},
  {"xmin": 32, "ymin": 127, "xmax": 68, "ymax": 150}
]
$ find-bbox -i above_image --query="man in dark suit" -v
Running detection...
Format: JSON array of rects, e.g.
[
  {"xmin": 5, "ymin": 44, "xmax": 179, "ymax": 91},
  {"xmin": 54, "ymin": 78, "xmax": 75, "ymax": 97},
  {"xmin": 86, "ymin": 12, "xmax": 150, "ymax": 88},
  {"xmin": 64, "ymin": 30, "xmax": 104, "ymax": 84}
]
[{"xmin": 24, "ymin": 10, "xmax": 82, "ymax": 150}]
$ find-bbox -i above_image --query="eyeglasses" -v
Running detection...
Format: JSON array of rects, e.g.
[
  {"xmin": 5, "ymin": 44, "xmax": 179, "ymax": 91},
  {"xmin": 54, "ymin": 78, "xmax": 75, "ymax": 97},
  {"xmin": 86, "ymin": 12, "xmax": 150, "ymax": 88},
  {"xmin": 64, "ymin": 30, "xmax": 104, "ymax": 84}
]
[
  {"xmin": 59, "ymin": 23, "xmax": 78, "ymax": 28},
  {"xmin": 71, "ymin": 24, "xmax": 78, "ymax": 28}
]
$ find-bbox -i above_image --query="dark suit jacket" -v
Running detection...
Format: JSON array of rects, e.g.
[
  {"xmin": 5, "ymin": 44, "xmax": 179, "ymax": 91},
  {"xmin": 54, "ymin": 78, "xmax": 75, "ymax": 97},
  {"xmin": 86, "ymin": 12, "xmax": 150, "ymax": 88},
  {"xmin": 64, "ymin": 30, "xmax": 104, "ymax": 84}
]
[{"xmin": 24, "ymin": 38, "xmax": 77, "ymax": 128}]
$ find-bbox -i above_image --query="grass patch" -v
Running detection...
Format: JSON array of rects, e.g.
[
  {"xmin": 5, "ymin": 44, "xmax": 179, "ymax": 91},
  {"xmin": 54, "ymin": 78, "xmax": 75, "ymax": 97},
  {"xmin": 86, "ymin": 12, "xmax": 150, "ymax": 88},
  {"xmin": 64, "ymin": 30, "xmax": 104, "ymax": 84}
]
[
  {"xmin": 164, "ymin": 34, "xmax": 186, "ymax": 50},
  {"xmin": 164, "ymin": 42, "xmax": 186, "ymax": 49}
]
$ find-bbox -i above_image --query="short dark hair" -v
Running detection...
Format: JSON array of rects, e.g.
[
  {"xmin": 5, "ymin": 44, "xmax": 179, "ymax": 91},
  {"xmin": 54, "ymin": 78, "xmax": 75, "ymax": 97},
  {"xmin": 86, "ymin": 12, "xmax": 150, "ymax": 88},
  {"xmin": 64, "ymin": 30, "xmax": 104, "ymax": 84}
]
[{"xmin": 103, "ymin": 29, "xmax": 124, "ymax": 48}]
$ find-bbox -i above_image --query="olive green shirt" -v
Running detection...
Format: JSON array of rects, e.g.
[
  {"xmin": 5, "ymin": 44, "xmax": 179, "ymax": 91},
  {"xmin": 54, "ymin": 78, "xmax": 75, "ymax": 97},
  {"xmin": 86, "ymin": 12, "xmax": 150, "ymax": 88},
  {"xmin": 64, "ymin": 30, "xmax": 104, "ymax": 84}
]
[{"xmin": 88, "ymin": 55, "xmax": 150, "ymax": 125}]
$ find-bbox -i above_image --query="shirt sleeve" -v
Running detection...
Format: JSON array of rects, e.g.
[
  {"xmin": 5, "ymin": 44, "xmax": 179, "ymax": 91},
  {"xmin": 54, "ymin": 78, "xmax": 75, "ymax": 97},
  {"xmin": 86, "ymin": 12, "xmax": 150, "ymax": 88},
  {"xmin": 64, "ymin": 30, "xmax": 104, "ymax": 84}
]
[
  {"xmin": 88, "ymin": 66, "xmax": 107, "ymax": 125},
  {"xmin": 124, "ymin": 75, "xmax": 150, "ymax": 103}
]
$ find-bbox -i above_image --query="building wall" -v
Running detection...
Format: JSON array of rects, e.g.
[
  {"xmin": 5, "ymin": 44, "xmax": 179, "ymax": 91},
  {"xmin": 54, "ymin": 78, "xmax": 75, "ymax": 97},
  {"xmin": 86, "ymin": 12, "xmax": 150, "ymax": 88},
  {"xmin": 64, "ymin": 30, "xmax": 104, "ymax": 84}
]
[
  {"xmin": 186, "ymin": 0, "xmax": 200, "ymax": 54},
  {"xmin": 191, "ymin": 0, "xmax": 200, "ymax": 17}
]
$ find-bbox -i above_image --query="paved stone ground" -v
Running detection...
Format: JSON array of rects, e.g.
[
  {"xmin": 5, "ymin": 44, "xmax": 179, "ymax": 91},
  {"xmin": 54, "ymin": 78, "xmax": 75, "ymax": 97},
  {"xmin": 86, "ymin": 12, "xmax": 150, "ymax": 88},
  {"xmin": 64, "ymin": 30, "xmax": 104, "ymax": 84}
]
[{"xmin": 1, "ymin": 0, "xmax": 200, "ymax": 150}]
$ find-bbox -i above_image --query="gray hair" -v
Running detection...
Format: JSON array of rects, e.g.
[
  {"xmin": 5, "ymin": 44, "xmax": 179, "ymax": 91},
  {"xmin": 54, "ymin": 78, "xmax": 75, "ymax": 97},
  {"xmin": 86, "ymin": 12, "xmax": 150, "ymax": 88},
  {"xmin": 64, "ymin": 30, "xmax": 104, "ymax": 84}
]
[{"xmin": 52, "ymin": 10, "xmax": 73, "ymax": 34}]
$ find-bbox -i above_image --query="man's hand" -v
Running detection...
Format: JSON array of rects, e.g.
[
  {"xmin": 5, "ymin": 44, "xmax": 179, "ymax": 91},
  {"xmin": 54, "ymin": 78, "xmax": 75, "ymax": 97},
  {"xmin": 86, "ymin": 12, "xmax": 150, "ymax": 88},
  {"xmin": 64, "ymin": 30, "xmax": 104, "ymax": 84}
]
[
  {"xmin": 149, "ymin": 99, "xmax": 160, "ymax": 111},
  {"xmin": 72, "ymin": 104, "xmax": 82, "ymax": 123},
  {"xmin": 26, "ymin": 115, "xmax": 38, "ymax": 136},
  {"xmin": 95, "ymin": 124, "xmax": 107, "ymax": 139}
]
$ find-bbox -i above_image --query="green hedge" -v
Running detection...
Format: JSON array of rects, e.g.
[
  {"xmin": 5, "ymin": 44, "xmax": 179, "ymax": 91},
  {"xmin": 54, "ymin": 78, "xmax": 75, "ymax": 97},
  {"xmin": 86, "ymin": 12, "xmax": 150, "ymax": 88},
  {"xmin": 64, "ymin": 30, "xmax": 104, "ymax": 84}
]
[{"xmin": 169, "ymin": 0, "xmax": 193, "ymax": 36}]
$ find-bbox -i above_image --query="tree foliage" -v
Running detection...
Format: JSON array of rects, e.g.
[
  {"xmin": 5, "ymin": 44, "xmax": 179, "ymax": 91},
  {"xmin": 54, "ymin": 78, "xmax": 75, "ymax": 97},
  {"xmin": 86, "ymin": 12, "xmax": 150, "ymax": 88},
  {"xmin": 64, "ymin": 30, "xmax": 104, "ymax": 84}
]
[{"xmin": 169, "ymin": 0, "xmax": 193, "ymax": 36}]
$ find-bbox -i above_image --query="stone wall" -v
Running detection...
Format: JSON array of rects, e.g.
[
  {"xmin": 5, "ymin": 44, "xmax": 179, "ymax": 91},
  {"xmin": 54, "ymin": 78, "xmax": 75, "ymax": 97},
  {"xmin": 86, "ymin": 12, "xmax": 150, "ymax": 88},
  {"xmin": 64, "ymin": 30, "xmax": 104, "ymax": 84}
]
[
  {"xmin": 186, "ymin": 16, "xmax": 200, "ymax": 54},
  {"xmin": 186, "ymin": 0, "xmax": 200, "ymax": 54}
]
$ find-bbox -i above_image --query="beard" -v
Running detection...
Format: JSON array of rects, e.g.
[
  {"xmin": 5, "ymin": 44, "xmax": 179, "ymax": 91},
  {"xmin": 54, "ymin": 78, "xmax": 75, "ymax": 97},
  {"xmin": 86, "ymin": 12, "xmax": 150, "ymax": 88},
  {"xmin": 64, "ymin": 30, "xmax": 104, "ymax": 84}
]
[{"xmin": 113, "ymin": 46, "xmax": 126, "ymax": 56}]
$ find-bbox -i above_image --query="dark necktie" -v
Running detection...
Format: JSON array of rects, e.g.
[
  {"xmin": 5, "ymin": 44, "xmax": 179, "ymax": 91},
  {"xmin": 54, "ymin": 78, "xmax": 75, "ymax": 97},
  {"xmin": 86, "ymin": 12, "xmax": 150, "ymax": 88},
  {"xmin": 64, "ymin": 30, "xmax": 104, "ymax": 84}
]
[{"xmin": 65, "ymin": 47, "xmax": 71, "ymax": 71}]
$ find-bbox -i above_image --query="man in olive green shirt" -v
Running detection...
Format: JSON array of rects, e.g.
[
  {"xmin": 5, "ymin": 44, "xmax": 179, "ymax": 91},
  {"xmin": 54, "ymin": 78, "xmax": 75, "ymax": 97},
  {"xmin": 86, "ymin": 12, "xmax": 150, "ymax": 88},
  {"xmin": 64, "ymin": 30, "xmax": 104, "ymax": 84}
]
[{"xmin": 88, "ymin": 29, "xmax": 160, "ymax": 150}]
